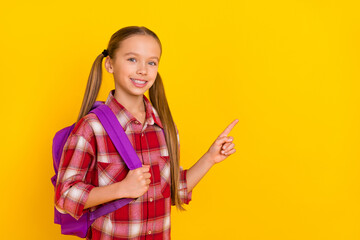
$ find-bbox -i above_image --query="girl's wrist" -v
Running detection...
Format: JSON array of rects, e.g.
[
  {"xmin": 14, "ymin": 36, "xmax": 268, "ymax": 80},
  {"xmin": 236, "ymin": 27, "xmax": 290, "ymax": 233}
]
[
  {"xmin": 203, "ymin": 152, "xmax": 216, "ymax": 167},
  {"xmin": 115, "ymin": 180, "xmax": 129, "ymax": 199}
]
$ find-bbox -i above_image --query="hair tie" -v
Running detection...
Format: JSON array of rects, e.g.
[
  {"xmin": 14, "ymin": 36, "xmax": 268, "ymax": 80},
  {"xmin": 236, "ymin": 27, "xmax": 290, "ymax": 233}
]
[{"xmin": 102, "ymin": 49, "xmax": 109, "ymax": 57}]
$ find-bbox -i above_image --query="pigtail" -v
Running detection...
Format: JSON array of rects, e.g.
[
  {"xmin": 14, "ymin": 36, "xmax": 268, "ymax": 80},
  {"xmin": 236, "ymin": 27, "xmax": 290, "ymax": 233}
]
[
  {"xmin": 77, "ymin": 53, "xmax": 105, "ymax": 122},
  {"xmin": 149, "ymin": 73, "xmax": 186, "ymax": 211}
]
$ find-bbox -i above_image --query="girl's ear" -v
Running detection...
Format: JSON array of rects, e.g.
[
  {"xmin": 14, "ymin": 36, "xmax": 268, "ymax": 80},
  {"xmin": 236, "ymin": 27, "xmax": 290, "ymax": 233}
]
[{"xmin": 104, "ymin": 57, "xmax": 114, "ymax": 74}]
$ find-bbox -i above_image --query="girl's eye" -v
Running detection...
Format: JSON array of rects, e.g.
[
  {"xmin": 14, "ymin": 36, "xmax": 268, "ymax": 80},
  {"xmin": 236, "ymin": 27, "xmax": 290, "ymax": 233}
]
[{"xmin": 127, "ymin": 58, "xmax": 157, "ymax": 66}]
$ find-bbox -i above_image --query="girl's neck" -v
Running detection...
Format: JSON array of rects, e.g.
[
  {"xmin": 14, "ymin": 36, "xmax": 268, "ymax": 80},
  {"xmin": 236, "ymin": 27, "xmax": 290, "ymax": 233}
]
[{"xmin": 113, "ymin": 89, "xmax": 146, "ymax": 115}]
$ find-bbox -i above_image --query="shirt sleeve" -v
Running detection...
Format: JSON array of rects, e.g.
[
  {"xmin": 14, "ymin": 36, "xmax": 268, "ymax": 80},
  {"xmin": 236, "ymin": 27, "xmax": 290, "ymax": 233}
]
[
  {"xmin": 54, "ymin": 118, "xmax": 97, "ymax": 220},
  {"xmin": 174, "ymin": 123, "xmax": 193, "ymax": 205}
]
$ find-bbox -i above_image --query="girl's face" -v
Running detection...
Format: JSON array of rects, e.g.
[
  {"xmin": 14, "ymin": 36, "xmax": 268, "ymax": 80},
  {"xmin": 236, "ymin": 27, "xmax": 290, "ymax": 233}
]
[{"xmin": 105, "ymin": 34, "xmax": 161, "ymax": 98}]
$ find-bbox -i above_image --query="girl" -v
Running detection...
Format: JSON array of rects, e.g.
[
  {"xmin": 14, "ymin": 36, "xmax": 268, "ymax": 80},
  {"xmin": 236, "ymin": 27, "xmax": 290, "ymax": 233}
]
[{"xmin": 55, "ymin": 26, "xmax": 238, "ymax": 240}]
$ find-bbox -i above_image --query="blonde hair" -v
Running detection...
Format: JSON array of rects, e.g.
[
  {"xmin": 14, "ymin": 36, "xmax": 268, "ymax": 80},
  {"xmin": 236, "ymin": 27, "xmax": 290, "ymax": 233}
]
[{"xmin": 77, "ymin": 26, "xmax": 186, "ymax": 211}]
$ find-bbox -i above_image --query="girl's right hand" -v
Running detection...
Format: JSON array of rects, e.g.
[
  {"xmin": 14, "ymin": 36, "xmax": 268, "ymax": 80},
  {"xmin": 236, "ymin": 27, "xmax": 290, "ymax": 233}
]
[{"xmin": 119, "ymin": 165, "xmax": 151, "ymax": 198}]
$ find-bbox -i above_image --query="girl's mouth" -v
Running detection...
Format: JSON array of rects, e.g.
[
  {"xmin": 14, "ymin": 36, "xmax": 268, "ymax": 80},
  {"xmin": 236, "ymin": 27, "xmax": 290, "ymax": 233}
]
[{"xmin": 130, "ymin": 78, "xmax": 148, "ymax": 87}]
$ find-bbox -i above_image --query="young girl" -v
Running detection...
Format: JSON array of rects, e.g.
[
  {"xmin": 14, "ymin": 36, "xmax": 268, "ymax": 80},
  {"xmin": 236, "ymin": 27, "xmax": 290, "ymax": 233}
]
[{"xmin": 55, "ymin": 26, "xmax": 238, "ymax": 240}]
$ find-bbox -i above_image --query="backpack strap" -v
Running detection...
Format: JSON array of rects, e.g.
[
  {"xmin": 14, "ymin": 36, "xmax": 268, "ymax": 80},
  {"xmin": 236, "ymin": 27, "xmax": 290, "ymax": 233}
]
[
  {"xmin": 88, "ymin": 104, "xmax": 144, "ymax": 221},
  {"xmin": 90, "ymin": 104, "xmax": 142, "ymax": 170}
]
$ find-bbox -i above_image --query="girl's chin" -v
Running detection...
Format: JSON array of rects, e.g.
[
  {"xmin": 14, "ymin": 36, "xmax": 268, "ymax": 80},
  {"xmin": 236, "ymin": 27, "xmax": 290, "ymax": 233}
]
[{"xmin": 128, "ymin": 87, "xmax": 149, "ymax": 96}]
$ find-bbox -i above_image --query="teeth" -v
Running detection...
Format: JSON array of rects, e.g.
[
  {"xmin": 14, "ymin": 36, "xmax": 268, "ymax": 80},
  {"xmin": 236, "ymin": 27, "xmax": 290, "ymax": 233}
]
[{"xmin": 131, "ymin": 78, "xmax": 146, "ymax": 84}]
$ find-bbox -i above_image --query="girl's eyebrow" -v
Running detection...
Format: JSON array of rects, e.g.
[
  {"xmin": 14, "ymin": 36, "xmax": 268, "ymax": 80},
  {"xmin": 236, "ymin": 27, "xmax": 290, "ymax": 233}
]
[{"xmin": 124, "ymin": 52, "xmax": 159, "ymax": 60}]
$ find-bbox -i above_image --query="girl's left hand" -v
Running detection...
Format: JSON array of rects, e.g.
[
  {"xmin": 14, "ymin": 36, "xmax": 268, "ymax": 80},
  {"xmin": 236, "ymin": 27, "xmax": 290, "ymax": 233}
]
[{"xmin": 206, "ymin": 119, "xmax": 239, "ymax": 165}]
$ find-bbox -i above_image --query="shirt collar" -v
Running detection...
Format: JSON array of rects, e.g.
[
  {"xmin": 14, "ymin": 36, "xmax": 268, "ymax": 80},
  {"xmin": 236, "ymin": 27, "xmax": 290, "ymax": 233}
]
[{"xmin": 104, "ymin": 89, "xmax": 164, "ymax": 131}]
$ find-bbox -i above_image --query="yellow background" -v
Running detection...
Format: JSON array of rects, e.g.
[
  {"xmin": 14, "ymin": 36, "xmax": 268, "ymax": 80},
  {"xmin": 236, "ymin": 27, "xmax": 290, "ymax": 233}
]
[{"xmin": 1, "ymin": 0, "xmax": 359, "ymax": 239}]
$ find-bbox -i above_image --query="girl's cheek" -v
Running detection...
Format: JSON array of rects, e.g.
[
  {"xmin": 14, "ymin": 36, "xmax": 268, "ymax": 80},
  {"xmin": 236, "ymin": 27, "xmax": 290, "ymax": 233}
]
[{"xmin": 151, "ymin": 69, "xmax": 159, "ymax": 77}]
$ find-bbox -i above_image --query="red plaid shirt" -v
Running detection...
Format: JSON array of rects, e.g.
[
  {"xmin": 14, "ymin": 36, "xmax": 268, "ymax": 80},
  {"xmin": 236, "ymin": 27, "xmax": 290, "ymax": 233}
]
[{"xmin": 55, "ymin": 89, "xmax": 192, "ymax": 240}]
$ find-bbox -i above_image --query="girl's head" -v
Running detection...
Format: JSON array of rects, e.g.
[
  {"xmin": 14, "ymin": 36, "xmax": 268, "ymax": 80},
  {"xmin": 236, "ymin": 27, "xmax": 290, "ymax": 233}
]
[
  {"xmin": 104, "ymin": 33, "xmax": 161, "ymax": 98},
  {"xmin": 77, "ymin": 26, "xmax": 186, "ymax": 211}
]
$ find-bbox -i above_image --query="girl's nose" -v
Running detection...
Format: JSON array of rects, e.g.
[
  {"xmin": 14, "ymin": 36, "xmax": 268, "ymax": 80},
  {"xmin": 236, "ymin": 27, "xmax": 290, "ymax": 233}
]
[{"xmin": 137, "ymin": 63, "xmax": 147, "ymax": 75}]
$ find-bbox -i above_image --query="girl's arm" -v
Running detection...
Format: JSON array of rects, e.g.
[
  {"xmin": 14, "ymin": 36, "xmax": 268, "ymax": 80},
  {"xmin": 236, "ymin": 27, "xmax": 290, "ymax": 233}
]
[
  {"xmin": 84, "ymin": 165, "xmax": 151, "ymax": 209},
  {"xmin": 186, "ymin": 119, "xmax": 239, "ymax": 192},
  {"xmin": 186, "ymin": 152, "xmax": 215, "ymax": 193},
  {"xmin": 55, "ymin": 118, "xmax": 151, "ymax": 218},
  {"xmin": 83, "ymin": 179, "xmax": 128, "ymax": 209}
]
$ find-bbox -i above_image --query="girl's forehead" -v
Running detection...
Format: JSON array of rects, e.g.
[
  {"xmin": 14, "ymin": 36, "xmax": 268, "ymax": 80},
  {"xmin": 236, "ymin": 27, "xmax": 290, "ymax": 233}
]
[{"xmin": 116, "ymin": 35, "xmax": 161, "ymax": 57}]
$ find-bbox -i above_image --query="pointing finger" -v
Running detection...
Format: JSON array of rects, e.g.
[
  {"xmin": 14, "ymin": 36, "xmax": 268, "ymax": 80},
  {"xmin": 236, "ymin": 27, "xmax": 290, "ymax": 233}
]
[{"xmin": 219, "ymin": 119, "xmax": 239, "ymax": 137}]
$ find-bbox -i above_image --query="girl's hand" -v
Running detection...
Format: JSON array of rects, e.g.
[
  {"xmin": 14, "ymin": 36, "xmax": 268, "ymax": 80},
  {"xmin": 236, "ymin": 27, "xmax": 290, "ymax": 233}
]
[
  {"xmin": 206, "ymin": 119, "xmax": 239, "ymax": 165},
  {"xmin": 120, "ymin": 165, "xmax": 151, "ymax": 198}
]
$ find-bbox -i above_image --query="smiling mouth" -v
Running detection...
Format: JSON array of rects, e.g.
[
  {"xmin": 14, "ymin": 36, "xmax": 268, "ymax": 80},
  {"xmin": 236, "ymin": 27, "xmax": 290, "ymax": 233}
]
[
  {"xmin": 130, "ymin": 78, "xmax": 147, "ymax": 84},
  {"xmin": 130, "ymin": 78, "xmax": 148, "ymax": 88}
]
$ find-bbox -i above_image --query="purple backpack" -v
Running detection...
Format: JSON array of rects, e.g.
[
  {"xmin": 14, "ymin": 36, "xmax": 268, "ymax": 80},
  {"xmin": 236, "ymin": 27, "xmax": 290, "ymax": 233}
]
[{"xmin": 51, "ymin": 101, "xmax": 143, "ymax": 238}]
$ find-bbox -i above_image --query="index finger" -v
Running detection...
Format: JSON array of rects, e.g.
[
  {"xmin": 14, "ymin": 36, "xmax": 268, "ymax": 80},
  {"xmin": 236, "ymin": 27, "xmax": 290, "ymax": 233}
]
[{"xmin": 219, "ymin": 119, "xmax": 239, "ymax": 137}]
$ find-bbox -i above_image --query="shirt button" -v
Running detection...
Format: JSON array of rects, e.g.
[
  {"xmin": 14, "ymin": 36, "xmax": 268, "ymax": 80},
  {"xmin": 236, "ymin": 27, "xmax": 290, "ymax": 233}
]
[
  {"xmin": 141, "ymin": 133, "xmax": 144, "ymax": 136},
  {"xmin": 148, "ymin": 230, "xmax": 152, "ymax": 234},
  {"xmin": 149, "ymin": 197, "xmax": 153, "ymax": 202}
]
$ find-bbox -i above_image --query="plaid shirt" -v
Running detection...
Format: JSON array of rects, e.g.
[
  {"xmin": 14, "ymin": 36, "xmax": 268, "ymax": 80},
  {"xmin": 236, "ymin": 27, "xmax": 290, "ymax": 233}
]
[{"xmin": 55, "ymin": 89, "xmax": 192, "ymax": 240}]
